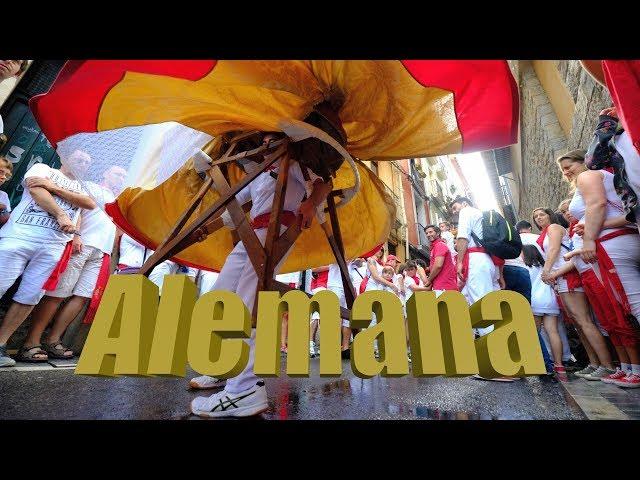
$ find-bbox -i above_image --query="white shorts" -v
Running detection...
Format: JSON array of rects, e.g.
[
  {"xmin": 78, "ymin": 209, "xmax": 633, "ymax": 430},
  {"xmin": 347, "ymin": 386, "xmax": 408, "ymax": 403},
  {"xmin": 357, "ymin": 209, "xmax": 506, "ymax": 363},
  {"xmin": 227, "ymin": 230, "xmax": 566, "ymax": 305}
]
[
  {"xmin": 328, "ymin": 285, "xmax": 350, "ymax": 328},
  {"xmin": 49, "ymin": 246, "xmax": 104, "ymax": 299},
  {"xmin": 310, "ymin": 287, "xmax": 327, "ymax": 321},
  {"xmin": 555, "ymin": 276, "xmax": 584, "ymax": 294},
  {"xmin": 0, "ymin": 237, "xmax": 66, "ymax": 305}
]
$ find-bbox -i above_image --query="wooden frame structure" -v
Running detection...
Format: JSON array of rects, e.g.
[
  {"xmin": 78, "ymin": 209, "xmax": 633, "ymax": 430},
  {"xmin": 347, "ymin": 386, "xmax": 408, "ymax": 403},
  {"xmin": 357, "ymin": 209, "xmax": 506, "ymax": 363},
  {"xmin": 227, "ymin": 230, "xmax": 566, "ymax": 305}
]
[{"xmin": 137, "ymin": 131, "xmax": 357, "ymax": 324}]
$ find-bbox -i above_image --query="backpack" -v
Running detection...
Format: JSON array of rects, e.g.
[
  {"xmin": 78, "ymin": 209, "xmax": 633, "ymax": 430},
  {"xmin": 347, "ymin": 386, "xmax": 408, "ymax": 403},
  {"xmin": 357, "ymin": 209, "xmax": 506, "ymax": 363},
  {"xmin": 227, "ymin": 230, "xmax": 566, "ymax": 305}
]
[{"xmin": 470, "ymin": 210, "xmax": 522, "ymax": 260}]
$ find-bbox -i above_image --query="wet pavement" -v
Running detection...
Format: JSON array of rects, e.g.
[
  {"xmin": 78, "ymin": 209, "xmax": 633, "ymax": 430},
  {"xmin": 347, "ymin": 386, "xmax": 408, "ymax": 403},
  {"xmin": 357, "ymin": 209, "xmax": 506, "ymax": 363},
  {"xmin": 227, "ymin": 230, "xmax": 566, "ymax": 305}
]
[{"xmin": 0, "ymin": 357, "xmax": 587, "ymax": 420}]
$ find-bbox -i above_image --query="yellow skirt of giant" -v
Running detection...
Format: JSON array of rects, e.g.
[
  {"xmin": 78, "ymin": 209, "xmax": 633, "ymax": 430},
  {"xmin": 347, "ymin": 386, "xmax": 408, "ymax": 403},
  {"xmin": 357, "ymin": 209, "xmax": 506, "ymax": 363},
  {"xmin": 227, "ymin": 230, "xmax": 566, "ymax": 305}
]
[{"xmin": 113, "ymin": 158, "xmax": 395, "ymax": 273}]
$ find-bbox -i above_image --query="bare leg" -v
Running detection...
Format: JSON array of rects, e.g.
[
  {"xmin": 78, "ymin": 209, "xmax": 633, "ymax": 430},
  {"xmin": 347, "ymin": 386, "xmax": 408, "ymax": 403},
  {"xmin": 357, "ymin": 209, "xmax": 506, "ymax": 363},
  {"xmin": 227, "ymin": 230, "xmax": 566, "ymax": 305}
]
[
  {"xmin": 625, "ymin": 344, "xmax": 640, "ymax": 366},
  {"xmin": 0, "ymin": 302, "xmax": 43, "ymax": 358},
  {"xmin": 561, "ymin": 291, "xmax": 613, "ymax": 369},
  {"xmin": 23, "ymin": 296, "xmax": 64, "ymax": 347},
  {"xmin": 341, "ymin": 326, "xmax": 351, "ymax": 350},
  {"xmin": 310, "ymin": 318, "xmax": 319, "ymax": 344},
  {"xmin": 575, "ymin": 326, "xmax": 600, "ymax": 366},
  {"xmin": 46, "ymin": 295, "xmax": 89, "ymax": 344},
  {"xmin": 615, "ymin": 345, "xmax": 630, "ymax": 365},
  {"xmin": 281, "ymin": 312, "xmax": 288, "ymax": 349},
  {"xmin": 543, "ymin": 315, "xmax": 563, "ymax": 366}
]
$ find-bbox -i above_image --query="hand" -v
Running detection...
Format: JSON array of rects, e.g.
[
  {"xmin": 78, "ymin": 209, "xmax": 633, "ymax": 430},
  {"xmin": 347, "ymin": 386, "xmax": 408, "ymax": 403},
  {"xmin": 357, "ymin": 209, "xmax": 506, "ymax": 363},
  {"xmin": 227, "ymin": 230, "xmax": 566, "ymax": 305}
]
[
  {"xmin": 72, "ymin": 235, "xmax": 83, "ymax": 254},
  {"xmin": 26, "ymin": 176, "xmax": 57, "ymax": 192},
  {"xmin": 580, "ymin": 240, "xmax": 598, "ymax": 264},
  {"xmin": 573, "ymin": 223, "xmax": 585, "ymax": 237},
  {"xmin": 600, "ymin": 106, "xmax": 618, "ymax": 118},
  {"xmin": 563, "ymin": 249, "xmax": 580, "ymax": 261},
  {"xmin": 298, "ymin": 199, "xmax": 316, "ymax": 229},
  {"xmin": 541, "ymin": 269, "xmax": 553, "ymax": 285},
  {"xmin": 55, "ymin": 213, "xmax": 76, "ymax": 234}
]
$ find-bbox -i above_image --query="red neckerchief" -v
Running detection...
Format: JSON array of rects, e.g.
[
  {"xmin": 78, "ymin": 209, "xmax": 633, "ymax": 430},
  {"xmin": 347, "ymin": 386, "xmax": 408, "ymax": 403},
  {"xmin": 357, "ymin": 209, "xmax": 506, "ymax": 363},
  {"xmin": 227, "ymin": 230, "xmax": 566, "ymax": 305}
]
[
  {"xmin": 411, "ymin": 275, "xmax": 421, "ymax": 286},
  {"xmin": 568, "ymin": 220, "xmax": 577, "ymax": 238},
  {"xmin": 537, "ymin": 225, "xmax": 550, "ymax": 252}
]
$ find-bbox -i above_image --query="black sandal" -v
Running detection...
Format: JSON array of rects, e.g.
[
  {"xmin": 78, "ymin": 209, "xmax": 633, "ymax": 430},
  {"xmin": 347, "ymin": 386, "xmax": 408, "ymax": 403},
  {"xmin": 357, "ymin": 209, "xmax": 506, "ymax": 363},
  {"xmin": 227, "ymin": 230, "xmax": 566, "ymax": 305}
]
[
  {"xmin": 16, "ymin": 345, "xmax": 49, "ymax": 363},
  {"xmin": 42, "ymin": 341, "xmax": 74, "ymax": 359}
]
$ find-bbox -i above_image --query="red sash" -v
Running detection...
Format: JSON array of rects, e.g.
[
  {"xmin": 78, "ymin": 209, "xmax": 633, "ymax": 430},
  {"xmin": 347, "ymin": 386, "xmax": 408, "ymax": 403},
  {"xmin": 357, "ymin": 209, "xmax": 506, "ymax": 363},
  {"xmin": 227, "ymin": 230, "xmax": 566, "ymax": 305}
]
[
  {"xmin": 251, "ymin": 211, "xmax": 296, "ymax": 230},
  {"xmin": 83, "ymin": 253, "xmax": 111, "ymax": 324},
  {"xmin": 596, "ymin": 228, "xmax": 638, "ymax": 315},
  {"xmin": 461, "ymin": 247, "xmax": 504, "ymax": 282},
  {"xmin": 43, "ymin": 241, "xmax": 73, "ymax": 291},
  {"xmin": 580, "ymin": 268, "xmax": 639, "ymax": 344},
  {"xmin": 536, "ymin": 226, "xmax": 549, "ymax": 252}
]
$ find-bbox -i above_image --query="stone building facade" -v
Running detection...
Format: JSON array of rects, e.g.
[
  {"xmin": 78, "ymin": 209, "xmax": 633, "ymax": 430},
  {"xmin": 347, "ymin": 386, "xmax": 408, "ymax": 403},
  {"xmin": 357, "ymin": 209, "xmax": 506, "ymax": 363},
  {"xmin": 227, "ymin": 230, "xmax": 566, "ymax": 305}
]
[{"xmin": 505, "ymin": 60, "xmax": 612, "ymax": 227}]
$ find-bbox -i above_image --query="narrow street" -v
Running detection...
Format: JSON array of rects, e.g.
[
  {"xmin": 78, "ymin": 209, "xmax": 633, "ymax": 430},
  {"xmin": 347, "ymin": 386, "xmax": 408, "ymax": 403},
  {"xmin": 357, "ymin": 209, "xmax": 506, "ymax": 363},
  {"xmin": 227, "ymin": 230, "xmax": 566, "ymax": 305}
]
[{"xmin": 4, "ymin": 357, "xmax": 630, "ymax": 420}]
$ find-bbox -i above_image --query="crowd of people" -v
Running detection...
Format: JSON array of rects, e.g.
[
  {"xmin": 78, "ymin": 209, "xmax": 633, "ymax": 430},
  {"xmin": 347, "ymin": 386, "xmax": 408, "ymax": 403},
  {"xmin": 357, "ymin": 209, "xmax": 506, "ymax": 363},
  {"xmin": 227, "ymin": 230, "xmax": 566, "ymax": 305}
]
[{"xmin": 0, "ymin": 101, "xmax": 639, "ymax": 417}]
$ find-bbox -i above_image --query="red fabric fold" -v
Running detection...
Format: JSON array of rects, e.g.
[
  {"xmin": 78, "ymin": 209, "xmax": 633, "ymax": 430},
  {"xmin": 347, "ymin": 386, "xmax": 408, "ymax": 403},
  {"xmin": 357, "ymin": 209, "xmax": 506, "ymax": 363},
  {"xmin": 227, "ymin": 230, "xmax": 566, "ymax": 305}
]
[
  {"xmin": 596, "ymin": 228, "xmax": 639, "ymax": 316},
  {"xmin": 43, "ymin": 241, "xmax": 73, "ymax": 291},
  {"xmin": 82, "ymin": 253, "xmax": 112, "ymax": 324}
]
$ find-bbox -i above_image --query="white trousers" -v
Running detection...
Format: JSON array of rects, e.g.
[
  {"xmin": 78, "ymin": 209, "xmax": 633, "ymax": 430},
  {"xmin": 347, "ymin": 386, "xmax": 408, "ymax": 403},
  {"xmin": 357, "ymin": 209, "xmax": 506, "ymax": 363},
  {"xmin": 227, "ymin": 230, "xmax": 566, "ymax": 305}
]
[
  {"xmin": 328, "ymin": 285, "xmax": 350, "ymax": 328},
  {"xmin": 461, "ymin": 252, "xmax": 499, "ymax": 336},
  {"xmin": 213, "ymin": 226, "xmax": 291, "ymax": 394},
  {"xmin": 148, "ymin": 260, "xmax": 178, "ymax": 295},
  {"xmin": 197, "ymin": 271, "xmax": 219, "ymax": 297},
  {"xmin": 599, "ymin": 232, "xmax": 640, "ymax": 324}
]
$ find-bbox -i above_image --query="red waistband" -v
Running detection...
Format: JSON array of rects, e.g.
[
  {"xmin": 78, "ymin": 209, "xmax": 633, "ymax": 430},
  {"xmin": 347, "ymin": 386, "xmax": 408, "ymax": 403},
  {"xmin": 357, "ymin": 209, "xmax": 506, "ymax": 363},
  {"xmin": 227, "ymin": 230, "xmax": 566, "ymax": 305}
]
[
  {"xmin": 251, "ymin": 211, "xmax": 297, "ymax": 230},
  {"xmin": 461, "ymin": 247, "xmax": 504, "ymax": 283}
]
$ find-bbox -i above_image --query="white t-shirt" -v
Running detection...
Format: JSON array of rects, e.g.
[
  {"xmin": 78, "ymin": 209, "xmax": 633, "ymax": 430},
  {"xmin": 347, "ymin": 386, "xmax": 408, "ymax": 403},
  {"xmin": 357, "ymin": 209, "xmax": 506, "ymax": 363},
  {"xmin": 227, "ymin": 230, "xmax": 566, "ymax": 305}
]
[
  {"xmin": 79, "ymin": 182, "xmax": 116, "ymax": 254},
  {"xmin": 235, "ymin": 159, "xmax": 320, "ymax": 221},
  {"xmin": 505, "ymin": 231, "xmax": 543, "ymax": 269},
  {"xmin": 349, "ymin": 262, "xmax": 367, "ymax": 292},
  {"xmin": 403, "ymin": 274, "xmax": 424, "ymax": 301},
  {"xmin": 456, "ymin": 205, "xmax": 484, "ymax": 248},
  {"xmin": 441, "ymin": 230, "xmax": 456, "ymax": 256},
  {"xmin": 0, "ymin": 163, "xmax": 83, "ymax": 243},
  {"xmin": 0, "ymin": 190, "xmax": 10, "ymax": 212},
  {"xmin": 327, "ymin": 263, "xmax": 344, "ymax": 288},
  {"xmin": 118, "ymin": 234, "xmax": 152, "ymax": 268}
]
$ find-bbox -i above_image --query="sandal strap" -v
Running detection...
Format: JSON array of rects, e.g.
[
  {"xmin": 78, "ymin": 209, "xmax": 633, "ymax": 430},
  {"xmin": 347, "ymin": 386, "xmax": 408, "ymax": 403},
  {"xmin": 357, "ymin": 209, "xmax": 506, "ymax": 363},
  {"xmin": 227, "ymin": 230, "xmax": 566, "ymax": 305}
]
[{"xmin": 44, "ymin": 341, "xmax": 72, "ymax": 352}]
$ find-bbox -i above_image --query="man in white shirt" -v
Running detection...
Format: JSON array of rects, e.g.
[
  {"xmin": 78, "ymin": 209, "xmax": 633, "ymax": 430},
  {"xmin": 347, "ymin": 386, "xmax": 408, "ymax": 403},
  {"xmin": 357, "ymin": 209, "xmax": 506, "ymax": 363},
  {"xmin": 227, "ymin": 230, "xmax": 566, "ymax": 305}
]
[
  {"xmin": 0, "ymin": 150, "xmax": 96, "ymax": 366},
  {"xmin": 190, "ymin": 132, "xmax": 333, "ymax": 418},
  {"xmin": 450, "ymin": 197, "xmax": 502, "ymax": 335},
  {"xmin": 23, "ymin": 175, "xmax": 118, "ymax": 360}
]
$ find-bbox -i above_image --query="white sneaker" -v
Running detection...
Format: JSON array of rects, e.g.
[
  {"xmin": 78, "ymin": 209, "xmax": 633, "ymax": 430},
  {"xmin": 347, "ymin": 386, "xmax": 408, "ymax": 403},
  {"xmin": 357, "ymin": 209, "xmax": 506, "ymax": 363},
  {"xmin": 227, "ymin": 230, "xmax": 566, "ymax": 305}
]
[
  {"xmin": 189, "ymin": 375, "xmax": 227, "ymax": 390},
  {"xmin": 191, "ymin": 381, "xmax": 269, "ymax": 418},
  {"xmin": 0, "ymin": 346, "xmax": 15, "ymax": 367},
  {"xmin": 309, "ymin": 341, "xmax": 317, "ymax": 358}
]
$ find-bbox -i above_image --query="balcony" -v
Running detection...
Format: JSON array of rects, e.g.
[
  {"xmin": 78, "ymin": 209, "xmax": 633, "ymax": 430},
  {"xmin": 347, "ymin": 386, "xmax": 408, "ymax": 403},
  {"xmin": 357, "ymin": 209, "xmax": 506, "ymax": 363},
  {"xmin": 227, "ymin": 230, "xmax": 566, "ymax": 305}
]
[
  {"xmin": 382, "ymin": 182, "xmax": 405, "ymax": 229},
  {"xmin": 436, "ymin": 165, "xmax": 447, "ymax": 181},
  {"xmin": 427, "ymin": 156, "xmax": 438, "ymax": 166}
]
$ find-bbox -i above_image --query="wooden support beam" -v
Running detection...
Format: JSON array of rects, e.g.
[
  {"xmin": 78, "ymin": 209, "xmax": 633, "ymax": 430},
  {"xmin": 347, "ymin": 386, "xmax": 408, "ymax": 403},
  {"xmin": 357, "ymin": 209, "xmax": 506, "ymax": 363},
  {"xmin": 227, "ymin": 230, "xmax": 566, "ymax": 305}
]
[{"xmin": 137, "ymin": 143, "xmax": 286, "ymax": 275}]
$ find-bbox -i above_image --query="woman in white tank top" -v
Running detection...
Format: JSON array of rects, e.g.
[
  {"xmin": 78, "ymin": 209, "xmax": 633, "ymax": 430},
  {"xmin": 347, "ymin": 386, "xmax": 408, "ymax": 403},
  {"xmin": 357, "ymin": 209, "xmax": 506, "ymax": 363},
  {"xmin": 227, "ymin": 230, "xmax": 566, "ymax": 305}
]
[
  {"xmin": 563, "ymin": 153, "xmax": 640, "ymax": 386},
  {"xmin": 547, "ymin": 151, "xmax": 615, "ymax": 379}
]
